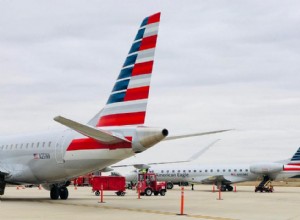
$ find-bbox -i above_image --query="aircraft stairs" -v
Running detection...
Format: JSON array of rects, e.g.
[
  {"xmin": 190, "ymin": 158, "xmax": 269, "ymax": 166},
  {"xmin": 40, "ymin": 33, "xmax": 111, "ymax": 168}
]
[{"xmin": 255, "ymin": 175, "xmax": 273, "ymax": 192}]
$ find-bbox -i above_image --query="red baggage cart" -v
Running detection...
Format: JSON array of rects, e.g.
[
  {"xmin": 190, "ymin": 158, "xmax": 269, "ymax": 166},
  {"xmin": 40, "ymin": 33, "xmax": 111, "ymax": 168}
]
[{"xmin": 92, "ymin": 176, "xmax": 126, "ymax": 196}]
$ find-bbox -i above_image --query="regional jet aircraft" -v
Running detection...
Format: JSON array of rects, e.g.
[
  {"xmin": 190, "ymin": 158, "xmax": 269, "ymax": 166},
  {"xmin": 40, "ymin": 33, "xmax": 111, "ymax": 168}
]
[
  {"xmin": 0, "ymin": 13, "xmax": 228, "ymax": 200},
  {"xmin": 123, "ymin": 147, "xmax": 300, "ymax": 192}
]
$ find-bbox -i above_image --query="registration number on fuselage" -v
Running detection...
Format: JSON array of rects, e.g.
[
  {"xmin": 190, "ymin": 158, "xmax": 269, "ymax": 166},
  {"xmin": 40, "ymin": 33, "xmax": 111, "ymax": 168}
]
[{"xmin": 33, "ymin": 153, "xmax": 50, "ymax": 159}]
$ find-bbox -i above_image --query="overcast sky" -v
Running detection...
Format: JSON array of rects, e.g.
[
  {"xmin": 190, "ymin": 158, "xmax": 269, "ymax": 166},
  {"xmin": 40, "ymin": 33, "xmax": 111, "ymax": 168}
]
[{"xmin": 1, "ymin": 1, "xmax": 300, "ymax": 172}]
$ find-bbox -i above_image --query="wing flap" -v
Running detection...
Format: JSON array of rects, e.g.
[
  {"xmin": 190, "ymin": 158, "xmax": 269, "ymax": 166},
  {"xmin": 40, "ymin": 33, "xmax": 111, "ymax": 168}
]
[{"xmin": 54, "ymin": 116, "xmax": 130, "ymax": 144}]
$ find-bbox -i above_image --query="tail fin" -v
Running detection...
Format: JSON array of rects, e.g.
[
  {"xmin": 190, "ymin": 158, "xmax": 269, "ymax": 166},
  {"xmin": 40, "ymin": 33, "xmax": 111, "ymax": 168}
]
[
  {"xmin": 96, "ymin": 13, "xmax": 161, "ymax": 127},
  {"xmin": 287, "ymin": 147, "xmax": 300, "ymax": 165}
]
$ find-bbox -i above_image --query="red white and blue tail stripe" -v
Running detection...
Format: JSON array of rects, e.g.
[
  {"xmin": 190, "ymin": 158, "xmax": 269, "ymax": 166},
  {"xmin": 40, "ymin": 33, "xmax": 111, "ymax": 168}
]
[
  {"xmin": 287, "ymin": 147, "xmax": 300, "ymax": 166},
  {"xmin": 97, "ymin": 13, "xmax": 161, "ymax": 127}
]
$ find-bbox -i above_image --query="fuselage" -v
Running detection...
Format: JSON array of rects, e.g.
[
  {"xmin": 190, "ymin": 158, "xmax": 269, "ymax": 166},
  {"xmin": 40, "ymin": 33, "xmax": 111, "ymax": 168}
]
[
  {"xmin": 125, "ymin": 163, "xmax": 300, "ymax": 185},
  {"xmin": 0, "ymin": 126, "xmax": 143, "ymax": 185}
]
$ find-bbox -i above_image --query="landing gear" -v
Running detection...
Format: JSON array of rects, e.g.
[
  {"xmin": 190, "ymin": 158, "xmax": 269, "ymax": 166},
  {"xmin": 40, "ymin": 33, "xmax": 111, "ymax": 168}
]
[
  {"xmin": 50, "ymin": 186, "xmax": 69, "ymax": 200},
  {"xmin": 226, "ymin": 185, "xmax": 233, "ymax": 191},
  {"xmin": 59, "ymin": 187, "xmax": 69, "ymax": 200},
  {"xmin": 0, "ymin": 175, "xmax": 6, "ymax": 196},
  {"xmin": 50, "ymin": 186, "xmax": 60, "ymax": 200},
  {"xmin": 218, "ymin": 184, "xmax": 233, "ymax": 192}
]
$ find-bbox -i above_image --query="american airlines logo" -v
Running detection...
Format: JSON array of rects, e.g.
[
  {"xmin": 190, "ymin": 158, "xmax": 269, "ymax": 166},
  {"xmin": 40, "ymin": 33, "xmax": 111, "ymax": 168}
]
[{"xmin": 33, "ymin": 153, "xmax": 50, "ymax": 160}]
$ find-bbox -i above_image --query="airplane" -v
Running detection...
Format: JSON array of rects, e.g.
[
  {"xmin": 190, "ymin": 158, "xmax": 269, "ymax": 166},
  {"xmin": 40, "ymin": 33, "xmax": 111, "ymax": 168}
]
[
  {"xmin": 122, "ymin": 146, "xmax": 300, "ymax": 192},
  {"xmin": 0, "ymin": 13, "xmax": 229, "ymax": 200}
]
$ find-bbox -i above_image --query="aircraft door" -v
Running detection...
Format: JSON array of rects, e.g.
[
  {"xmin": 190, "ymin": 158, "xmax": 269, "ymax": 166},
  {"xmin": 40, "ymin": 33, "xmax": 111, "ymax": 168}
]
[{"xmin": 55, "ymin": 131, "xmax": 68, "ymax": 164}]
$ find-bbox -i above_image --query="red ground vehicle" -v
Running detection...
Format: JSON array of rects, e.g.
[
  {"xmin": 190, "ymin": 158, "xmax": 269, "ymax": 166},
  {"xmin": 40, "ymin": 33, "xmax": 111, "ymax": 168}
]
[
  {"xmin": 73, "ymin": 174, "xmax": 93, "ymax": 186},
  {"xmin": 138, "ymin": 173, "xmax": 166, "ymax": 196},
  {"xmin": 92, "ymin": 176, "xmax": 126, "ymax": 196}
]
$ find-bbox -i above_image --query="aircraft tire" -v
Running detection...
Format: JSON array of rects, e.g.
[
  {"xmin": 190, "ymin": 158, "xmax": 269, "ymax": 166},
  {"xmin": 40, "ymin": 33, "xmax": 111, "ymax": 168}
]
[
  {"xmin": 221, "ymin": 185, "xmax": 227, "ymax": 192},
  {"xmin": 50, "ymin": 186, "xmax": 60, "ymax": 200},
  {"xmin": 227, "ymin": 185, "xmax": 233, "ymax": 191},
  {"xmin": 60, "ymin": 187, "xmax": 69, "ymax": 200}
]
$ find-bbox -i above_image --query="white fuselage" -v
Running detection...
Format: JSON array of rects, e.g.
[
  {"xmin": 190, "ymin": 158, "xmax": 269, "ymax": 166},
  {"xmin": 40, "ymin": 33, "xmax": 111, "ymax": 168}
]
[
  {"xmin": 125, "ymin": 163, "xmax": 300, "ymax": 185},
  {"xmin": 0, "ymin": 127, "xmax": 138, "ymax": 185}
]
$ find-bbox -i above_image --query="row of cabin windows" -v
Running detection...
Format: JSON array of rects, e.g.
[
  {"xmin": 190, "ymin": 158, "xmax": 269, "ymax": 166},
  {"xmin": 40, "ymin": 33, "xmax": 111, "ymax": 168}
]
[
  {"xmin": 0, "ymin": 142, "xmax": 54, "ymax": 150},
  {"xmin": 155, "ymin": 169, "xmax": 249, "ymax": 174}
]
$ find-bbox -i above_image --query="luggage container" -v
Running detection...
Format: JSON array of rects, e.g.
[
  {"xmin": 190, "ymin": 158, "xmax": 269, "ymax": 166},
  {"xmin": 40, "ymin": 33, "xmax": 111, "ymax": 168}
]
[{"xmin": 92, "ymin": 176, "xmax": 126, "ymax": 196}]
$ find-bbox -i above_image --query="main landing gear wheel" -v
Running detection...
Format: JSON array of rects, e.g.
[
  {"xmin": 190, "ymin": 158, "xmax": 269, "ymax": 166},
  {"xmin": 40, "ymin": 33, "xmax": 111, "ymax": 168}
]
[
  {"xmin": 50, "ymin": 186, "xmax": 69, "ymax": 200},
  {"xmin": 227, "ymin": 185, "xmax": 233, "ymax": 191},
  {"xmin": 50, "ymin": 186, "xmax": 60, "ymax": 200},
  {"xmin": 60, "ymin": 187, "xmax": 69, "ymax": 200}
]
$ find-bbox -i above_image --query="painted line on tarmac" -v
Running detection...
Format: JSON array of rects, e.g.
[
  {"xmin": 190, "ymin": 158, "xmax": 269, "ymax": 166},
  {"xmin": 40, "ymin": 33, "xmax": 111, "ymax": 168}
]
[{"xmin": 37, "ymin": 200, "xmax": 236, "ymax": 220}]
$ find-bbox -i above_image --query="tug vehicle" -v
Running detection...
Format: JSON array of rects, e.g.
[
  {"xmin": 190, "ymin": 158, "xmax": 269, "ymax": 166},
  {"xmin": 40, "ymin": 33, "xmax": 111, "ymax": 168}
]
[{"xmin": 137, "ymin": 173, "xmax": 166, "ymax": 196}]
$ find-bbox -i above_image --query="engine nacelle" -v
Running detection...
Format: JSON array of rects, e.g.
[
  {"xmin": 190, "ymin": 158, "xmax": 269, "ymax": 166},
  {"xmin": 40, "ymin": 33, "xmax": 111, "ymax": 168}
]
[
  {"xmin": 132, "ymin": 127, "xmax": 168, "ymax": 153},
  {"xmin": 250, "ymin": 163, "xmax": 283, "ymax": 175}
]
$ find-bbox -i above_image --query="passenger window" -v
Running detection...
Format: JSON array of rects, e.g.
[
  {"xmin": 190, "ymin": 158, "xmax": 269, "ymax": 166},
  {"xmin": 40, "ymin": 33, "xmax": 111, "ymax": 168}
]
[
  {"xmin": 161, "ymin": 170, "xmax": 164, "ymax": 173},
  {"xmin": 26, "ymin": 143, "xmax": 29, "ymax": 149},
  {"xmin": 205, "ymin": 170, "xmax": 207, "ymax": 172},
  {"xmin": 240, "ymin": 169, "xmax": 242, "ymax": 172},
  {"xmin": 210, "ymin": 169, "xmax": 213, "ymax": 172},
  {"xmin": 223, "ymin": 169, "xmax": 226, "ymax": 172},
  {"xmin": 234, "ymin": 169, "xmax": 237, "ymax": 172},
  {"xmin": 15, "ymin": 144, "xmax": 18, "ymax": 149},
  {"xmin": 217, "ymin": 169, "xmax": 220, "ymax": 172},
  {"xmin": 246, "ymin": 169, "xmax": 248, "ymax": 172},
  {"xmin": 228, "ymin": 169, "xmax": 231, "ymax": 172},
  {"xmin": 37, "ymin": 142, "xmax": 39, "ymax": 148},
  {"xmin": 31, "ymin": 143, "xmax": 34, "ymax": 148},
  {"xmin": 194, "ymin": 170, "xmax": 196, "ymax": 172},
  {"xmin": 183, "ymin": 170, "xmax": 186, "ymax": 173},
  {"xmin": 42, "ymin": 142, "xmax": 45, "ymax": 148},
  {"xmin": 166, "ymin": 170, "xmax": 169, "ymax": 173},
  {"xmin": 48, "ymin": 142, "xmax": 51, "ymax": 148},
  {"xmin": 172, "ymin": 170, "xmax": 175, "ymax": 173},
  {"xmin": 178, "ymin": 170, "xmax": 180, "ymax": 173}
]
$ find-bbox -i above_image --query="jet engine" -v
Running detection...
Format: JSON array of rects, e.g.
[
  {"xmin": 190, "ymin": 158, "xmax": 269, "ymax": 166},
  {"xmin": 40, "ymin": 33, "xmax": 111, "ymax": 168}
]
[
  {"xmin": 132, "ymin": 127, "xmax": 168, "ymax": 153},
  {"xmin": 250, "ymin": 163, "xmax": 283, "ymax": 175}
]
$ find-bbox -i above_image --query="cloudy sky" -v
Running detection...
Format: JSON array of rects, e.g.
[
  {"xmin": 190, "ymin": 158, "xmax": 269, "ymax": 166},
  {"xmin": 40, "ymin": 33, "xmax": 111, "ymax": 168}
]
[{"xmin": 1, "ymin": 1, "xmax": 300, "ymax": 171}]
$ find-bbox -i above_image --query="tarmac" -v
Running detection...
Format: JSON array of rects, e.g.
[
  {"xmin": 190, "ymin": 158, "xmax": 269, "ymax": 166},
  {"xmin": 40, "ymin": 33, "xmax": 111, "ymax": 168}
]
[{"xmin": 0, "ymin": 185, "xmax": 299, "ymax": 220}]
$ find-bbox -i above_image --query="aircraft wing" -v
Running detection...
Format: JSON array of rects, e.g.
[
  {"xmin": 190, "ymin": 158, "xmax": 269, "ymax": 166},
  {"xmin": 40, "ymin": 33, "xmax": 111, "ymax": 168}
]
[
  {"xmin": 164, "ymin": 129, "xmax": 232, "ymax": 141},
  {"xmin": 54, "ymin": 116, "xmax": 130, "ymax": 144},
  {"xmin": 112, "ymin": 140, "xmax": 220, "ymax": 169}
]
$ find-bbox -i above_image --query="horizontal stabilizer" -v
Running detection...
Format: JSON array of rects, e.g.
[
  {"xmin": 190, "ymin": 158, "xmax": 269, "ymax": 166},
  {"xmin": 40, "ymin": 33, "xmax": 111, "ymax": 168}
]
[
  {"xmin": 164, "ymin": 129, "xmax": 232, "ymax": 141},
  {"xmin": 54, "ymin": 116, "xmax": 130, "ymax": 144}
]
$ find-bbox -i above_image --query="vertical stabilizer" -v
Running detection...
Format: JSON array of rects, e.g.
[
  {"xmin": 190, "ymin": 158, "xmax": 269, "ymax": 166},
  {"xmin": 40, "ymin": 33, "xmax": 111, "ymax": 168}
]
[
  {"xmin": 96, "ymin": 13, "xmax": 161, "ymax": 127},
  {"xmin": 288, "ymin": 147, "xmax": 300, "ymax": 165}
]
